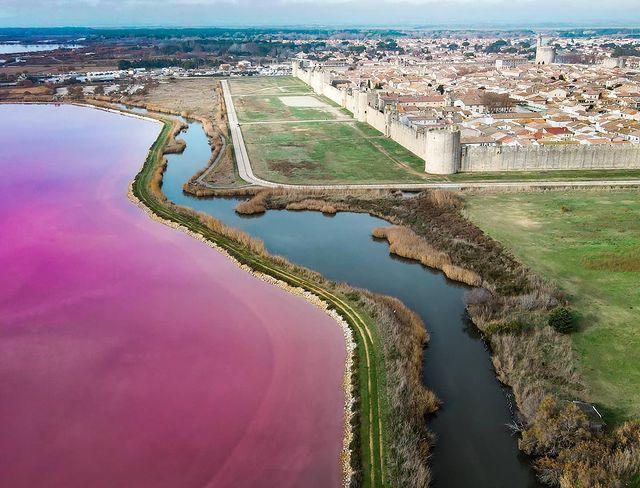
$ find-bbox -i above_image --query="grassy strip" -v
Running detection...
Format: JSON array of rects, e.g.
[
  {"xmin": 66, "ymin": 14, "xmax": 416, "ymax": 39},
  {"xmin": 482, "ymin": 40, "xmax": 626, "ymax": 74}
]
[
  {"xmin": 450, "ymin": 168, "xmax": 640, "ymax": 182},
  {"xmin": 132, "ymin": 117, "xmax": 389, "ymax": 487}
]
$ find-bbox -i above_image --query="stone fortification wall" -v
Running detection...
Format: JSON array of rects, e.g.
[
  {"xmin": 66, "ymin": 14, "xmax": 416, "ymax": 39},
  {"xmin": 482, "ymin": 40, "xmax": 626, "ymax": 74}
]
[
  {"xmin": 365, "ymin": 108, "xmax": 388, "ymax": 135},
  {"xmin": 293, "ymin": 62, "xmax": 432, "ymax": 165},
  {"xmin": 292, "ymin": 62, "xmax": 640, "ymax": 175},
  {"xmin": 426, "ymin": 129, "xmax": 461, "ymax": 175},
  {"xmin": 388, "ymin": 120, "xmax": 427, "ymax": 158},
  {"xmin": 461, "ymin": 144, "xmax": 640, "ymax": 172}
]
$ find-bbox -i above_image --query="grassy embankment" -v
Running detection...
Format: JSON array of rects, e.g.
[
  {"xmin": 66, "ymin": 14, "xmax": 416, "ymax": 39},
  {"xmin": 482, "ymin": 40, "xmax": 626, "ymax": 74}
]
[
  {"xmin": 465, "ymin": 190, "xmax": 640, "ymax": 424},
  {"xmin": 131, "ymin": 115, "xmax": 437, "ymax": 487}
]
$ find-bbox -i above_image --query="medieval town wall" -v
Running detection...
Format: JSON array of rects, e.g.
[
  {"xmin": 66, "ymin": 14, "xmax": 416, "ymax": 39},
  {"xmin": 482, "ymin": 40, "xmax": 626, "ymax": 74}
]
[
  {"xmin": 461, "ymin": 144, "xmax": 640, "ymax": 172},
  {"xmin": 292, "ymin": 62, "xmax": 640, "ymax": 175}
]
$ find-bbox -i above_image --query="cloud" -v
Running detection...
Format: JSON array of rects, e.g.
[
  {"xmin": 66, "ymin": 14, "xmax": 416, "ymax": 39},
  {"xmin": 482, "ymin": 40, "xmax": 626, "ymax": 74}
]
[{"xmin": 2, "ymin": 0, "xmax": 639, "ymax": 27}]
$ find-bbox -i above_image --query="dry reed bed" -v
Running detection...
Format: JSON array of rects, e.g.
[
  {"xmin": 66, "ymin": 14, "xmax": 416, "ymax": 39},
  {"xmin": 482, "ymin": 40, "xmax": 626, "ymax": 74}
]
[{"xmin": 372, "ymin": 226, "xmax": 482, "ymax": 287}]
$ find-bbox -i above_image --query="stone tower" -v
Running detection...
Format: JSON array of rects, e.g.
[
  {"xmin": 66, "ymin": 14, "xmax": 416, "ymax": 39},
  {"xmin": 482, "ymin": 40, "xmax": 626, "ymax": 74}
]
[
  {"xmin": 535, "ymin": 35, "xmax": 556, "ymax": 65},
  {"xmin": 424, "ymin": 127, "xmax": 461, "ymax": 175}
]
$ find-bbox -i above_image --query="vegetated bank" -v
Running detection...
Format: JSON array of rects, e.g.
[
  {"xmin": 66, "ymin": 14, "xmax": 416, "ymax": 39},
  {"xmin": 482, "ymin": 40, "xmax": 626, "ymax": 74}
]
[
  {"xmin": 128, "ymin": 109, "xmax": 438, "ymax": 488},
  {"xmin": 184, "ymin": 183, "xmax": 640, "ymax": 487},
  {"xmin": 463, "ymin": 190, "xmax": 640, "ymax": 423}
]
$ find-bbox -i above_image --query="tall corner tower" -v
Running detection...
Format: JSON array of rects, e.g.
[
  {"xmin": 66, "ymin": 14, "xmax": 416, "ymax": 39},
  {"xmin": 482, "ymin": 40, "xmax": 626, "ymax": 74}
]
[
  {"xmin": 424, "ymin": 127, "xmax": 461, "ymax": 175},
  {"xmin": 535, "ymin": 35, "xmax": 556, "ymax": 65}
]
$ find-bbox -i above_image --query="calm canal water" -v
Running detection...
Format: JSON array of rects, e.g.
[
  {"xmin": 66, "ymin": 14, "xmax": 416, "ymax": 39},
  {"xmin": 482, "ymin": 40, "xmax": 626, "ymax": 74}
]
[
  {"xmin": 0, "ymin": 104, "xmax": 346, "ymax": 488},
  {"xmin": 162, "ymin": 117, "xmax": 542, "ymax": 488}
]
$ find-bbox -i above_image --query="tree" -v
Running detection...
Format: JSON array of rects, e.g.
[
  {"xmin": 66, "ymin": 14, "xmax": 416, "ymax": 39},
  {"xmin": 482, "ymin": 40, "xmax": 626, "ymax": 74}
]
[
  {"xmin": 68, "ymin": 85, "xmax": 84, "ymax": 99},
  {"xmin": 481, "ymin": 92, "xmax": 515, "ymax": 113},
  {"xmin": 485, "ymin": 39, "xmax": 509, "ymax": 53},
  {"xmin": 548, "ymin": 307, "xmax": 576, "ymax": 333},
  {"xmin": 436, "ymin": 84, "xmax": 445, "ymax": 95}
]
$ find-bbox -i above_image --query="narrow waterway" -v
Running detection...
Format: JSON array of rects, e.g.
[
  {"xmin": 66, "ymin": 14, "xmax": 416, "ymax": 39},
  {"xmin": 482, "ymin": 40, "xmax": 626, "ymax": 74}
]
[{"xmin": 162, "ymin": 117, "xmax": 542, "ymax": 487}]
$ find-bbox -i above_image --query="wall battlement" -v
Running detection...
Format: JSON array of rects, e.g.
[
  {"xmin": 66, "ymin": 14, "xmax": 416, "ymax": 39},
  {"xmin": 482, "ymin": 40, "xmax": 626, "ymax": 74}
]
[{"xmin": 292, "ymin": 61, "xmax": 640, "ymax": 175}]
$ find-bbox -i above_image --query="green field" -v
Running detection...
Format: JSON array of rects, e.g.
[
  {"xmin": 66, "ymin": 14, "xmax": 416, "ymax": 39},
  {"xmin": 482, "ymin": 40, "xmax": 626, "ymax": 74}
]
[
  {"xmin": 234, "ymin": 94, "xmax": 343, "ymax": 123},
  {"xmin": 450, "ymin": 168, "xmax": 640, "ymax": 182},
  {"xmin": 242, "ymin": 121, "xmax": 435, "ymax": 184},
  {"xmin": 229, "ymin": 76, "xmax": 432, "ymax": 184},
  {"xmin": 229, "ymin": 76, "xmax": 313, "ymax": 96},
  {"xmin": 465, "ymin": 190, "xmax": 640, "ymax": 423}
]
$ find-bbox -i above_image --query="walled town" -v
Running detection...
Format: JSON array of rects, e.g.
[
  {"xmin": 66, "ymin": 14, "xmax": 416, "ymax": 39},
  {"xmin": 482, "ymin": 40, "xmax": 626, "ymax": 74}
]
[{"xmin": 290, "ymin": 34, "xmax": 640, "ymax": 173}]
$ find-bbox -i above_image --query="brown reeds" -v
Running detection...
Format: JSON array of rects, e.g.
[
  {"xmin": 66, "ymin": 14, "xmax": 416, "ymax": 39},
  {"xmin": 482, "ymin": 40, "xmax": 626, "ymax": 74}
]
[
  {"xmin": 163, "ymin": 138, "xmax": 186, "ymax": 154},
  {"xmin": 519, "ymin": 396, "xmax": 640, "ymax": 487},
  {"xmin": 372, "ymin": 226, "xmax": 482, "ymax": 287},
  {"xmin": 286, "ymin": 199, "xmax": 338, "ymax": 214},
  {"xmin": 235, "ymin": 190, "xmax": 269, "ymax": 215}
]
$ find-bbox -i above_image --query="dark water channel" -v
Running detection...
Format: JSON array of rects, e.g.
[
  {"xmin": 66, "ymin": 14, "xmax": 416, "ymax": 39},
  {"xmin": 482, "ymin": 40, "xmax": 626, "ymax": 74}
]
[{"xmin": 156, "ymin": 115, "xmax": 541, "ymax": 487}]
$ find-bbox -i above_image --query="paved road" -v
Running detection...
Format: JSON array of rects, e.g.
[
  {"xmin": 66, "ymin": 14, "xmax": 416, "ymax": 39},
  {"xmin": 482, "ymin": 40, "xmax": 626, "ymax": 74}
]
[{"xmin": 221, "ymin": 81, "xmax": 640, "ymax": 191}]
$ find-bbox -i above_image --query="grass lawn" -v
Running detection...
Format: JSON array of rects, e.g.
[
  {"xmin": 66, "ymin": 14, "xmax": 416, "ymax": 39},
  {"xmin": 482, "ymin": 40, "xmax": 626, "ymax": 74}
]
[
  {"xmin": 234, "ymin": 94, "xmax": 341, "ymax": 123},
  {"xmin": 450, "ymin": 168, "xmax": 640, "ymax": 182},
  {"xmin": 229, "ymin": 76, "xmax": 312, "ymax": 96},
  {"xmin": 464, "ymin": 190, "xmax": 640, "ymax": 424},
  {"xmin": 229, "ymin": 76, "xmax": 433, "ymax": 184},
  {"xmin": 242, "ymin": 121, "xmax": 431, "ymax": 184}
]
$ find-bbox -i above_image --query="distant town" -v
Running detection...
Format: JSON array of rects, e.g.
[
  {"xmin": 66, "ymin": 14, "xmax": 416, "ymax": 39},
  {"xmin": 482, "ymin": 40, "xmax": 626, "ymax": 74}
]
[{"xmin": 3, "ymin": 27, "xmax": 640, "ymax": 147}]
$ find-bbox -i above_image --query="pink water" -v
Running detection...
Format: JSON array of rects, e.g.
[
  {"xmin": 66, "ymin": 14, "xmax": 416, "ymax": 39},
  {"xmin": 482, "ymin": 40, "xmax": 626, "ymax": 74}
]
[{"xmin": 0, "ymin": 104, "xmax": 346, "ymax": 487}]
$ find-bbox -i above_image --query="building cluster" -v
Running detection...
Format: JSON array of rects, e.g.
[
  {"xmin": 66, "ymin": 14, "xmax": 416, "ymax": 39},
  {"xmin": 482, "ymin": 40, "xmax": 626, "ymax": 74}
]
[
  {"xmin": 31, "ymin": 61, "xmax": 292, "ymax": 98},
  {"xmin": 296, "ymin": 35, "xmax": 640, "ymax": 147}
]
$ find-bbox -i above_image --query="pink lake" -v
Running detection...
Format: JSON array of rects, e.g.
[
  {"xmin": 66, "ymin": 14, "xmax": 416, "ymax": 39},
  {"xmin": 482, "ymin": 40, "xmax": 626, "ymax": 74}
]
[{"xmin": 0, "ymin": 104, "xmax": 346, "ymax": 487}]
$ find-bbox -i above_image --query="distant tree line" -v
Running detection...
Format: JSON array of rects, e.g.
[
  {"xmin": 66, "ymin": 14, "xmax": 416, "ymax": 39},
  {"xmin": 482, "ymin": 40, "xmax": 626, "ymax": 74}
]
[{"xmin": 117, "ymin": 58, "xmax": 221, "ymax": 70}]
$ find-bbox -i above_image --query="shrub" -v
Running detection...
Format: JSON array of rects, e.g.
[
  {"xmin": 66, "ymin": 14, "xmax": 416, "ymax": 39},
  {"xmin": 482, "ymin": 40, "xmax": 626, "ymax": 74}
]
[
  {"xmin": 521, "ymin": 397, "xmax": 640, "ymax": 487},
  {"xmin": 485, "ymin": 321, "xmax": 528, "ymax": 336},
  {"xmin": 548, "ymin": 308, "xmax": 576, "ymax": 334},
  {"xmin": 465, "ymin": 287, "xmax": 492, "ymax": 306}
]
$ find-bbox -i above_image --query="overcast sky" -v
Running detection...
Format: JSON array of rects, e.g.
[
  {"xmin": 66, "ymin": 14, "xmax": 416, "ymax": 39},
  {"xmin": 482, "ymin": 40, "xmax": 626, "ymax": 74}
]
[{"xmin": 2, "ymin": 0, "xmax": 640, "ymax": 28}]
